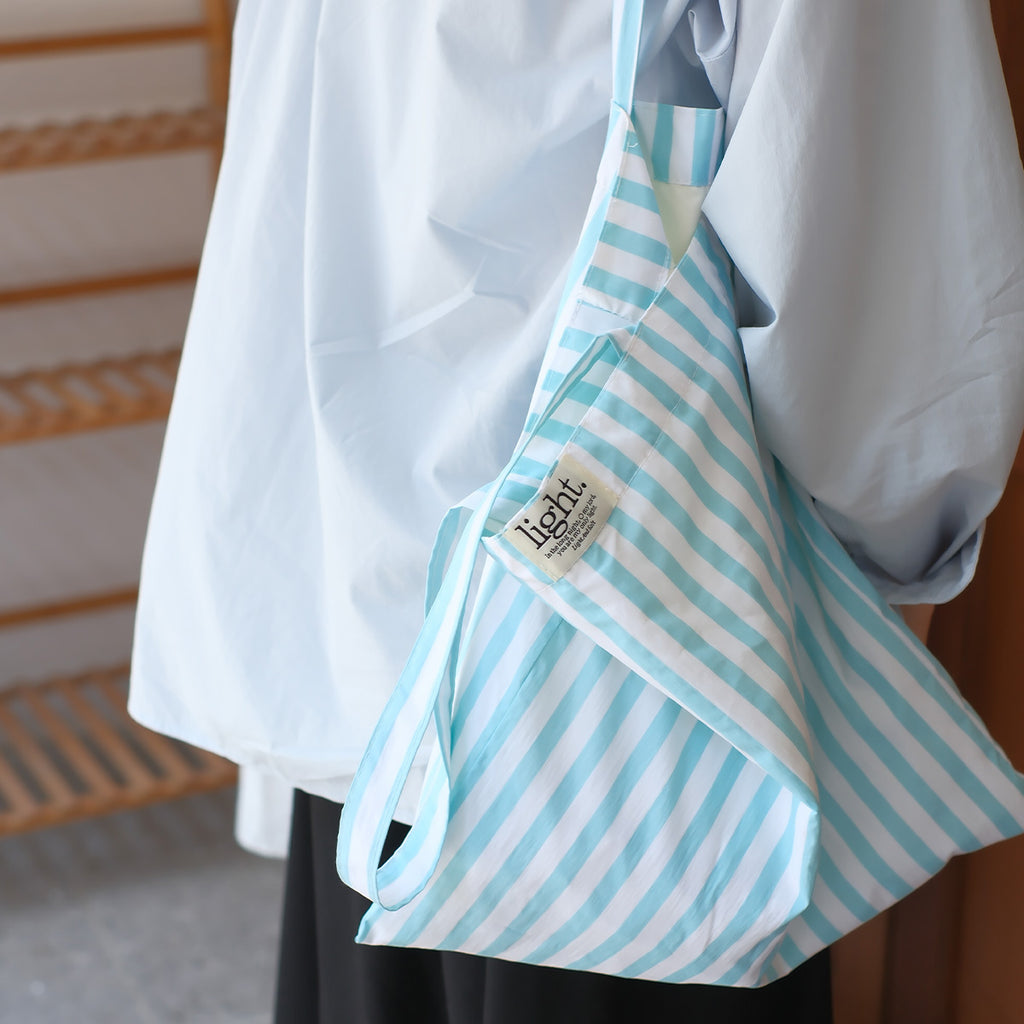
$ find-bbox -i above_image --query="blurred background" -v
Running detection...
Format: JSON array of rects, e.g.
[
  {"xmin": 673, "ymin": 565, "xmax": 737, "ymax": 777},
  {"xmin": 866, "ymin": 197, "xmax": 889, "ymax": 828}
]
[
  {"xmin": 0, "ymin": 3, "xmax": 283, "ymax": 1023},
  {"xmin": 0, "ymin": 2, "xmax": 1021, "ymax": 1024}
]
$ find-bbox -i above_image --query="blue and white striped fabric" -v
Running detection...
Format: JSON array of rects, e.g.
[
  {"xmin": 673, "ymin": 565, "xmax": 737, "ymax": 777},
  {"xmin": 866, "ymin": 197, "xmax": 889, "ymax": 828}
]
[{"xmin": 335, "ymin": 0, "xmax": 1024, "ymax": 986}]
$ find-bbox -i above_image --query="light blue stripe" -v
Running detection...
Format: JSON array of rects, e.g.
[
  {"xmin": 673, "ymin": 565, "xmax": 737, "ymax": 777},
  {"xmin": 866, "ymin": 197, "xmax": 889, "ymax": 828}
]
[
  {"xmin": 450, "ymin": 613, "xmax": 571, "ymax": 803},
  {"xmin": 775, "ymin": 935, "xmax": 810, "ymax": 976},
  {"xmin": 658, "ymin": 797, "xmax": 804, "ymax": 982},
  {"xmin": 691, "ymin": 223, "xmax": 735, "ymax": 292},
  {"xmin": 449, "ymin": 585, "xmax": 541, "ymax": 746},
  {"xmin": 424, "ymin": 506, "xmax": 468, "ymax": 614},
  {"xmin": 507, "ymin": 411, "xmax": 793, "ymax": 659},
  {"xmin": 816, "ymin": 781, "xmax": 927, "ymax": 896},
  {"xmin": 794, "ymin": 606, "xmax": 978, "ymax": 856},
  {"xmin": 584, "ymin": 266, "xmax": 657, "ymax": 311},
  {"xmin": 612, "ymin": 176, "xmax": 661, "ymax": 214},
  {"xmin": 612, "ymin": 0, "xmax": 644, "ymax": 114},
  {"xmin": 525, "ymin": 333, "xmax": 623, "ymax": 451},
  {"xmin": 782, "ymin": 480, "xmax": 1024, "ymax": 836},
  {"xmin": 573, "ymin": 774, "xmax": 785, "ymax": 975},
  {"xmin": 573, "ymin": 395, "xmax": 790, "ymax": 603},
  {"xmin": 711, "ymin": 918, "xmax": 791, "ymax": 986},
  {"xmin": 580, "ymin": 380, "xmax": 761, "ymax": 547},
  {"xmin": 375, "ymin": 753, "xmax": 447, "ymax": 894},
  {"xmin": 546, "ymin": 379, "xmax": 604, "ymax": 410},
  {"xmin": 533, "ymin": 342, "xmax": 621, "ymax": 410},
  {"xmin": 613, "ymin": 351, "xmax": 775, "ymax": 532},
  {"xmin": 391, "ymin": 642, "xmax": 627, "ymax": 946},
  {"xmin": 571, "ymin": 538, "xmax": 812, "ymax": 766},
  {"xmin": 606, "ymin": 508, "xmax": 801, "ymax": 702},
  {"xmin": 391, "ymin": 631, "xmax": 604, "ymax": 946},
  {"xmin": 651, "ymin": 103, "xmax": 674, "ymax": 183},
  {"xmin": 500, "ymin": 456, "xmax": 548, "ymax": 485},
  {"xmin": 793, "ymin": 607, "xmax": 964, "ymax": 870},
  {"xmin": 692, "ymin": 227, "xmax": 737, "ymax": 311},
  {"xmin": 479, "ymin": 714, "xmax": 712, "ymax": 958},
  {"xmin": 528, "ymin": 746, "xmax": 748, "ymax": 966},
  {"xmin": 647, "ymin": 288, "xmax": 746, "ymax": 395},
  {"xmin": 817, "ymin": 848, "xmax": 895, "ymax": 925},
  {"xmin": 445, "ymin": 677, "xmax": 681, "ymax": 953},
  {"xmin": 338, "ymin": 494, "xmax": 492, "ymax": 895},
  {"xmin": 599, "ymin": 221, "xmax": 670, "ymax": 268},
  {"xmin": 498, "ymin": 480, "xmax": 543, "ymax": 506},
  {"xmin": 793, "ymin": 901, "xmax": 842, "ymax": 948},
  {"xmin": 784, "ymin": 480, "xmax": 966, "ymax": 708},
  {"xmin": 547, "ymin": 579, "xmax": 817, "ymax": 806},
  {"xmin": 803, "ymin": 604, "xmax": 1023, "ymax": 832},
  {"xmin": 691, "ymin": 108, "xmax": 719, "ymax": 185},
  {"xmin": 535, "ymin": 418, "xmax": 575, "ymax": 447}
]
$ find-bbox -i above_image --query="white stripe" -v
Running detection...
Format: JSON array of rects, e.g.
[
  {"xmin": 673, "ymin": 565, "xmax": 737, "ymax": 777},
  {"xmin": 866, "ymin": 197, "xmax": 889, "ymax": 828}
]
[
  {"xmin": 498, "ymin": 720, "xmax": 733, "ymax": 964},
  {"xmin": 452, "ymin": 665, "xmax": 671, "ymax": 954},
  {"xmin": 549, "ymin": 552, "xmax": 815, "ymax": 791},
  {"xmin": 617, "ymin": 330, "xmax": 782, "ymax": 560},
  {"xmin": 407, "ymin": 638, "xmax": 626, "ymax": 948},
  {"xmin": 817, "ymin": 817, "xmax": 920, "ymax": 911},
  {"xmin": 605, "ymin": 766, "xmax": 795, "ymax": 978},
  {"xmin": 670, "ymin": 796, "xmax": 813, "ymax": 984},
  {"xmin": 596, "ymin": 517, "xmax": 801, "ymax": 718},
  {"xmin": 801, "ymin": 537, "xmax": 1024, "ymax": 820},
  {"xmin": 802, "ymin": 648, "xmax": 968, "ymax": 866}
]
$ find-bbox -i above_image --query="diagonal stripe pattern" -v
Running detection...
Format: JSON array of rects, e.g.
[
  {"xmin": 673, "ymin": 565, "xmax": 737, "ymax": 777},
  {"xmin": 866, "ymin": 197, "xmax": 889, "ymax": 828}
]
[{"xmin": 337, "ymin": 7, "xmax": 1024, "ymax": 986}]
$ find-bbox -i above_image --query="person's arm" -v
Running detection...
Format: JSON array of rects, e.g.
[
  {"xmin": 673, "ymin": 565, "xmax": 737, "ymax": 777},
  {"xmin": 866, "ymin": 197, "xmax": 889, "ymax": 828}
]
[{"xmin": 704, "ymin": 0, "xmax": 1024, "ymax": 611}]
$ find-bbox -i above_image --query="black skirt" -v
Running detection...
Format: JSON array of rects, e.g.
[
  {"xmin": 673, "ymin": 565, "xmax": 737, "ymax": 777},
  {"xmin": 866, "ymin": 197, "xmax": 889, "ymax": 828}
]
[{"xmin": 274, "ymin": 790, "xmax": 833, "ymax": 1024}]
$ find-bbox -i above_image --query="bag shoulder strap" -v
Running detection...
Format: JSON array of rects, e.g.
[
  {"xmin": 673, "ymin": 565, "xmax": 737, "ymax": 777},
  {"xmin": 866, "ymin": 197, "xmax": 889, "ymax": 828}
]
[{"xmin": 612, "ymin": 0, "xmax": 645, "ymax": 114}]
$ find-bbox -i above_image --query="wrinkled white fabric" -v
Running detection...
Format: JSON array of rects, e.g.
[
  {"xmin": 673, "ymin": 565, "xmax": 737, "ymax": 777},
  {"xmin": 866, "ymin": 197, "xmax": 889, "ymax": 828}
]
[{"xmin": 130, "ymin": 0, "xmax": 1024, "ymax": 808}]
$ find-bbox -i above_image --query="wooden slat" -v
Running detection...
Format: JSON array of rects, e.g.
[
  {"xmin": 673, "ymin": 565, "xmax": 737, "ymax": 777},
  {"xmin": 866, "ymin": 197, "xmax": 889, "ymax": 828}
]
[
  {"xmin": 0, "ymin": 587, "xmax": 138, "ymax": 630},
  {"xmin": 92, "ymin": 677, "xmax": 196, "ymax": 787},
  {"xmin": 106, "ymin": 362, "xmax": 162, "ymax": 400},
  {"xmin": 73, "ymin": 366, "xmax": 130, "ymax": 407},
  {"xmin": 202, "ymin": 0, "xmax": 231, "ymax": 176},
  {"xmin": 19, "ymin": 688, "xmax": 118, "ymax": 802},
  {"xmin": 56, "ymin": 679, "xmax": 154, "ymax": 793},
  {"xmin": 0, "ymin": 24, "xmax": 208, "ymax": 59},
  {"xmin": 0, "ymin": 668, "xmax": 237, "ymax": 837},
  {"xmin": 33, "ymin": 373, "xmax": 99, "ymax": 417},
  {"xmin": 0, "ymin": 0, "xmax": 236, "ymax": 840},
  {"xmin": 0, "ymin": 379, "xmax": 58, "ymax": 429},
  {"xmin": 0, "ymin": 108, "xmax": 225, "ymax": 172},
  {"xmin": 203, "ymin": 0, "xmax": 232, "ymax": 111},
  {"xmin": 0, "ymin": 348, "xmax": 179, "ymax": 444},
  {"xmin": 0, "ymin": 700, "xmax": 78, "ymax": 809},
  {"xmin": 0, "ymin": 266, "xmax": 197, "ymax": 307},
  {"xmin": 0, "ymin": 749, "xmax": 42, "ymax": 822}
]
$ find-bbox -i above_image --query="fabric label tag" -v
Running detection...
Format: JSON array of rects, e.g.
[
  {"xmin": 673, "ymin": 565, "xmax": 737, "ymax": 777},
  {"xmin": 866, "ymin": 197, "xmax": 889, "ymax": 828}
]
[{"xmin": 500, "ymin": 453, "xmax": 617, "ymax": 581}]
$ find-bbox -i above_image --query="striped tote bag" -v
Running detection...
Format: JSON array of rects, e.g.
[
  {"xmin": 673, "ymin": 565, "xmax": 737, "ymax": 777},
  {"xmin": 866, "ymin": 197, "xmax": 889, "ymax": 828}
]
[{"xmin": 336, "ymin": 0, "xmax": 1024, "ymax": 985}]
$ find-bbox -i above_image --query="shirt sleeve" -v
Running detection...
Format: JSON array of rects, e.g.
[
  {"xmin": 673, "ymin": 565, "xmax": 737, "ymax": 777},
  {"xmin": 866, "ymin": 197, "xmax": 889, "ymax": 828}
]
[{"xmin": 702, "ymin": 0, "xmax": 1024, "ymax": 604}]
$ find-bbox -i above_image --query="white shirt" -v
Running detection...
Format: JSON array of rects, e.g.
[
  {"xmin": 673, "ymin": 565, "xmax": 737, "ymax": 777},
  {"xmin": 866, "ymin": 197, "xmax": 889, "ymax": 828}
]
[{"xmin": 129, "ymin": 0, "xmax": 1024, "ymax": 813}]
